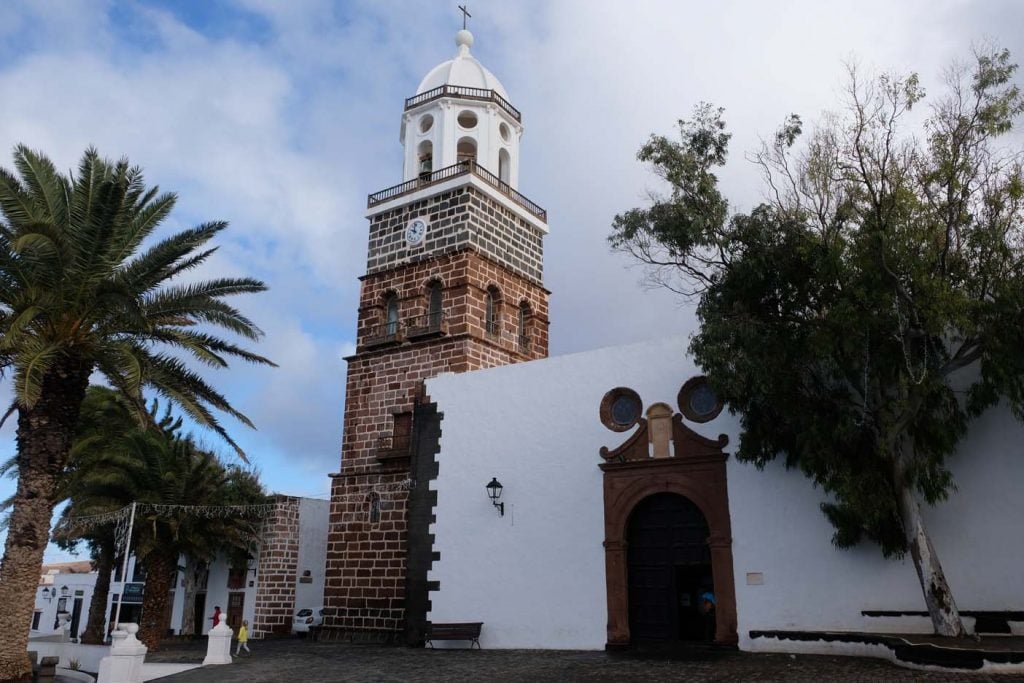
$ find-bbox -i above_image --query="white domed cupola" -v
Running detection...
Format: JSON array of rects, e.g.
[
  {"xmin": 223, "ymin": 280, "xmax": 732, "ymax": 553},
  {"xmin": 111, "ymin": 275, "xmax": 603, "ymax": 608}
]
[{"xmin": 400, "ymin": 29, "xmax": 523, "ymax": 189}]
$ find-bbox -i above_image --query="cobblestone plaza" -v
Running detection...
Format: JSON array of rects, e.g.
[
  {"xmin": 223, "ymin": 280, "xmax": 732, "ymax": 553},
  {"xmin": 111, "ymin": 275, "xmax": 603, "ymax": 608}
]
[{"xmin": 150, "ymin": 639, "xmax": 1024, "ymax": 682}]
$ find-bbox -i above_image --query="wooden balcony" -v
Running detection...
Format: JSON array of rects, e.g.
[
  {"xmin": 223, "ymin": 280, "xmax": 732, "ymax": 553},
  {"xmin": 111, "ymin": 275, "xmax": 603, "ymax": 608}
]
[{"xmin": 375, "ymin": 434, "xmax": 411, "ymax": 465}]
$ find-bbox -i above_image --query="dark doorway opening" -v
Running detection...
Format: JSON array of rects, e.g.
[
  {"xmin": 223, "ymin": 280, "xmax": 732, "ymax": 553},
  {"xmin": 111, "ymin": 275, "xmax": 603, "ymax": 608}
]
[
  {"xmin": 193, "ymin": 592, "xmax": 207, "ymax": 635},
  {"xmin": 627, "ymin": 493, "xmax": 713, "ymax": 643}
]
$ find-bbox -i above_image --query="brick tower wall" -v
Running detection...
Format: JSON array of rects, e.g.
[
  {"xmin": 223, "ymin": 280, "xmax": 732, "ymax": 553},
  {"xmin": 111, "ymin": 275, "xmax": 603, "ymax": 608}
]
[
  {"xmin": 252, "ymin": 496, "xmax": 300, "ymax": 639},
  {"xmin": 323, "ymin": 184, "xmax": 549, "ymax": 638}
]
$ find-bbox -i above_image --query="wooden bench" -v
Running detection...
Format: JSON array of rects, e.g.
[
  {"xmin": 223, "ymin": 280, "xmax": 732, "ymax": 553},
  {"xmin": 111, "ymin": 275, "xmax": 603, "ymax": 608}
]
[{"xmin": 425, "ymin": 622, "xmax": 483, "ymax": 649}]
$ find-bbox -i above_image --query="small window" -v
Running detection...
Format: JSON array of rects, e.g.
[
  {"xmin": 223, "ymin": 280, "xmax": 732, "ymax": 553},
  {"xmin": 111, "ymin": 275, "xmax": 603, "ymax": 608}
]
[
  {"xmin": 419, "ymin": 114, "xmax": 434, "ymax": 133},
  {"xmin": 517, "ymin": 301, "xmax": 531, "ymax": 351},
  {"xmin": 32, "ymin": 611, "xmax": 42, "ymax": 630},
  {"xmin": 600, "ymin": 387, "xmax": 643, "ymax": 432},
  {"xmin": 499, "ymin": 122, "xmax": 511, "ymax": 142},
  {"xmin": 427, "ymin": 281, "xmax": 443, "ymax": 329},
  {"xmin": 457, "ymin": 110, "xmax": 478, "ymax": 129},
  {"xmin": 677, "ymin": 376, "xmax": 723, "ymax": 423},
  {"xmin": 485, "ymin": 286, "xmax": 501, "ymax": 336},
  {"xmin": 368, "ymin": 492, "xmax": 381, "ymax": 524},
  {"xmin": 384, "ymin": 293, "xmax": 399, "ymax": 337}
]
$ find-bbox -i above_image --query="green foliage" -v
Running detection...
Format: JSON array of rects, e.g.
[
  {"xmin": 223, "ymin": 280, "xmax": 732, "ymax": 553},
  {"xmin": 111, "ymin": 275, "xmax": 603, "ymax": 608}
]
[
  {"xmin": 53, "ymin": 385, "xmax": 269, "ymax": 567},
  {"xmin": 611, "ymin": 48, "xmax": 1024, "ymax": 557},
  {"xmin": 0, "ymin": 146, "xmax": 276, "ymax": 457}
]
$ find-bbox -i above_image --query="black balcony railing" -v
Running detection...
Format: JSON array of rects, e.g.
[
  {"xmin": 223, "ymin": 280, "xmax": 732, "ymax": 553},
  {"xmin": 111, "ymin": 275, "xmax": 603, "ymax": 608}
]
[
  {"xmin": 367, "ymin": 159, "xmax": 547, "ymax": 223},
  {"xmin": 406, "ymin": 311, "xmax": 447, "ymax": 338},
  {"xmin": 405, "ymin": 85, "xmax": 521, "ymax": 122},
  {"xmin": 363, "ymin": 321, "xmax": 403, "ymax": 347}
]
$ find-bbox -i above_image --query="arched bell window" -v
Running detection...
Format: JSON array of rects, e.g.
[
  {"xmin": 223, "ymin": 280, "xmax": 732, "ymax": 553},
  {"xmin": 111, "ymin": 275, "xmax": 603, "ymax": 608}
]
[
  {"xmin": 498, "ymin": 148, "xmax": 511, "ymax": 184},
  {"xmin": 517, "ymin": 300, "xmax": 532, "ymax": 351},
  {"xmin": 485, "ymin": 286, "xmax": 501, "ymax": 337},
  {"xmin": 417, "ymin": 140, "xmax": 433, "ymax": 179},
  {"xmin": 457, "ymin": 137, "xmax": 477, "ymax": 166},
  {"xmin": 384, "ymin": 292, "xmax": 399, "ymax": 337},
  {"xmin": 427, "ymin": 280, "xmax": 443, "ymax": 330}
]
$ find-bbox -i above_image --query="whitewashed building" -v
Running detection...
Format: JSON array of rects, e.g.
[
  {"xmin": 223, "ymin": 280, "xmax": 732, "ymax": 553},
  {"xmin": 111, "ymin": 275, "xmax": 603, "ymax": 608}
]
[{"xmin": 417, "ymin": 336, "xmax": 1024, "ymax": 651}]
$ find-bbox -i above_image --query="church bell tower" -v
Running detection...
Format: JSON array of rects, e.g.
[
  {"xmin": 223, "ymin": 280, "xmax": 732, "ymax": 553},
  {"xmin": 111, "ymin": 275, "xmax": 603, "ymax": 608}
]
[{"xmin": 323, "ymin": 26, "xmax": 550, "ymax": 639}]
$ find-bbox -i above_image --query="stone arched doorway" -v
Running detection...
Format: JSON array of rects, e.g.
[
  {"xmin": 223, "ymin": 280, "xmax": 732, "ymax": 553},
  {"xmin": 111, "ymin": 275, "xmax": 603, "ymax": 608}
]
[
  {"xmin": 599, "ymin": 390, "xmax": 738, "ymax": 647},
  {"xmin": 627, "ymin": 493, "xmax": 714, "ymax": 642}
]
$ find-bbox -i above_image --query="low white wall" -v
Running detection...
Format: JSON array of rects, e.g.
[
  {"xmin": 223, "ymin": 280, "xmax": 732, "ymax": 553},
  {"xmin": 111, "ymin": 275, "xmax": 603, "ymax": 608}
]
[
  {"xmin": 426, "ymin": 334, "xmax": 1024, "ymax": 651},
  {"xmin": 732, "ymin": 400, "xmax": 1024, "ymax": 648}
]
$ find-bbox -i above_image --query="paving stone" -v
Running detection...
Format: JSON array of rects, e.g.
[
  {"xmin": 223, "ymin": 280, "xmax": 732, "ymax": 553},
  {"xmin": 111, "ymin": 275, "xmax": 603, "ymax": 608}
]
[{"xmin": 148, "ymin": 639, "xmax": 1024, "ymax": 682}]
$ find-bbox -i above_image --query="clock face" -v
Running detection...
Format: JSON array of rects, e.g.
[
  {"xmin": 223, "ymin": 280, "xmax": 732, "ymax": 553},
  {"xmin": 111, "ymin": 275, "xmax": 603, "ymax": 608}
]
[{"xmin": 405, "ymin": 217, "xmax": 428, "ymax": 246}]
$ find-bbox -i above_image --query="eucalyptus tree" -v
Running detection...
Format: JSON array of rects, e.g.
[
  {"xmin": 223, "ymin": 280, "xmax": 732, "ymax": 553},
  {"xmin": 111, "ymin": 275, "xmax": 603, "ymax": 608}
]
[
  {"xmin": 610, "ymin": 48, "xmax": 1024, "ymax": 637},
  {"xmin": 0, "ymin": 146, "xmax": 274, "ymax": 681}
]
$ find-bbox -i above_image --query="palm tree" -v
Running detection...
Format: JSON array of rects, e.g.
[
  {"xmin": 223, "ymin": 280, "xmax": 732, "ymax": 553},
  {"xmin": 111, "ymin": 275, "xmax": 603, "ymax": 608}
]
[
  {"xmin": 51, "ymin": 388, "xmax": 269, "ymax": 650},
  {"xmin": 0, "ymin": 146, "xmax": 274, "ymax": 681}
]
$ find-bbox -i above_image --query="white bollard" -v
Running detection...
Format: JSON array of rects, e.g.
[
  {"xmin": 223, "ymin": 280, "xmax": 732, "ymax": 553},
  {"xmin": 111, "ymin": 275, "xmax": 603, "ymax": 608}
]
[
  {"xmin": 96, "ymin": 623, "xmax": 147, "ymax": 683},
  {"xmin": 203, "ymin": 618, "xmax": 234, "ymax": 665}
]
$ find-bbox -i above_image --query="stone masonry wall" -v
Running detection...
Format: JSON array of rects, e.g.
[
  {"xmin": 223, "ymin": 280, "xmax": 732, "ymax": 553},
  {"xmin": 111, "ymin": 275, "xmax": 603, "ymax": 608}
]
[
  {"xmin": 358, "ymin": 250, "xmax": 550, "ymax": 360},
  {"xmin": 252, "ymin": 496, "xmax": 300, "ymax": 639},
  {"xmin": 366, "ymin": 185, "xmax": 545, "ymax": 285}
]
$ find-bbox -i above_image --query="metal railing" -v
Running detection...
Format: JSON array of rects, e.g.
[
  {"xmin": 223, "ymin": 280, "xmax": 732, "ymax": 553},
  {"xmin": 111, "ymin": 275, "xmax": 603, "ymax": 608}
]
[
  {"xmin": 405, "ymin": 85, "xmax": 521, "ymax": 122},
  {"xmin": 367, "ymin": 159, "xmax": 547, "ymax": 222},
  {"xmin": 406, "ymin": 311, "xmax": 447, "ymax": 338},
  {"xmin": 363, "ymin": 321, "xmax": 403, "ymax": 347}
]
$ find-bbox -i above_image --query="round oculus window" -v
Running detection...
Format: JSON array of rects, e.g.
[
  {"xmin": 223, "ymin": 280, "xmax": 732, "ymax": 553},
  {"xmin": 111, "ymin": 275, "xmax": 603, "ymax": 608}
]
[
  {"xmin": 499, "ymin": 122, "xmax": 511, "ymax": 142},
  {"xmin": 457, "ymin": 110, "xmax": 478, "ymax": 129},
  {"xmin": 600, "ymin": 387, "xmax": 643, "ymax": 432},
  {"xmin": 677, "ymin": 376, "xmax": 723, "ymax": 423},
  {"xmin": 419, "ymin": 114, "xmax": 434, "ymax": 134}
]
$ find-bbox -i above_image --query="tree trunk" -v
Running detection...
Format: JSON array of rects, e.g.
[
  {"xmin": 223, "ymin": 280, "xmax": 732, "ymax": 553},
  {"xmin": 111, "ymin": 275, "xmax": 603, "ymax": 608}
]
[
  {"xmin": 0, "ymin": 362, "xmax": 89, "ymax": 683},
  {"xmin": 138, "ymin": 549, "xmax": 177, "ymax": 651},
  {"xmin": 180, "ymin": 557, "xmax": 197, "ymax": 636},
  {"xmin": 896, "ymin": 478, "xmax": 967, "ymax": 637},
  {"xmin": 80, "ymin": 535, "xmax": 115, "ymax": 645}
]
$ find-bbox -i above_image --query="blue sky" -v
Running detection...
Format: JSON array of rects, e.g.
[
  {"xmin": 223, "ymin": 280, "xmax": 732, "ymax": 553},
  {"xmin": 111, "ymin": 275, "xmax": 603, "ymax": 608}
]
[{"xmin": 0, "ymin": 0, "xmax": 1021, "ymax": 561}]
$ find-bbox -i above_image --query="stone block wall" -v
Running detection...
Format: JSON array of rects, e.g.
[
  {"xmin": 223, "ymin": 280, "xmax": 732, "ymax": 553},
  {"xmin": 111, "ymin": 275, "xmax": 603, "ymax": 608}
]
[
  {"xmin": 358, "ymin": 251, "xmax": 550, "ymax": 361},
  {"xmin": 366, "ymin": 185, "xmax": 545, "ymax": 285},
  {"xmin": 252, "ymin": 496, "xmax": 300, "ymax": 639}
]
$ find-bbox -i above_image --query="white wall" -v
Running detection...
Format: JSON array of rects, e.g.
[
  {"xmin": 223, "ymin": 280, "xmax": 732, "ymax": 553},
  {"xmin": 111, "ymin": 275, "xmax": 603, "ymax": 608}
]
[
  {"xmin": 426, "ymin": 336, "xmax": 704, "ymax": 649},
  {"xmin": 294, "ymin": 498, "xmax": 329, "ymax": 612},
  {"xmin": 731, "ymin": 399, "xmax": 1024, "ymax": 649},
  {"xmin": 426, "ymin": 334, "xmax": 1024, "ymax": 651}
]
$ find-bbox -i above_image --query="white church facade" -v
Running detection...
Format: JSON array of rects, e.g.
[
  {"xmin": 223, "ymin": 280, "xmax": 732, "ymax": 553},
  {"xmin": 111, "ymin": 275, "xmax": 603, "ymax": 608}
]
[{"xmin": 316, "ymin": 22, "xmax": 1024, "ymax": 668}]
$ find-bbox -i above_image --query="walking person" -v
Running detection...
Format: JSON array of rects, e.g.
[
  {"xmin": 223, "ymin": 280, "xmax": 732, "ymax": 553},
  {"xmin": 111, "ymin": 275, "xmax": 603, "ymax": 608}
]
[
  {"xmin": 210, "ymin": 605, "xmax": 222, "ymax": 629},
  {"xmin": 235, "ymin": 620, "xmax": 251, "ymax": 656}
]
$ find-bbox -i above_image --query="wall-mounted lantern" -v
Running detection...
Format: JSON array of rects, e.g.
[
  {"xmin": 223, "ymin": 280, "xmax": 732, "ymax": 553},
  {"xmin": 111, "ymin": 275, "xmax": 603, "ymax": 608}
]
[
  {"xmin": 60, "ymin": 585, "xmax": 69, "ymax": 599},
  {"xmin": 41, "ymin": 587, "xmax": 53, "ymax": 602},
  {"xmin": 485, "ymin": 477, "xmax": 504, "ymax": 517}
]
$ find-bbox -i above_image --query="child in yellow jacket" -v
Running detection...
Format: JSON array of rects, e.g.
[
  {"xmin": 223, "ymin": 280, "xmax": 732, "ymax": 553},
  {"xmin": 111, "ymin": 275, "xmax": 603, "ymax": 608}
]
[{"xmin": 235, "ymin": 620, "xmax": 250, "ymax": 656}]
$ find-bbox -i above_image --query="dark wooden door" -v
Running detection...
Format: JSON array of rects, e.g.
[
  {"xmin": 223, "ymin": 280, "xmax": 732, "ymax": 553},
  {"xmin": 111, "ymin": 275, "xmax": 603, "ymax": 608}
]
[
  {"xmin": 627, "ymin": 493, "xmax": 711, "ymax": 642},
  {"xmin": 69, "ymin": 598, "xmax": 83, "ymax": 640},
  {"xmin": 227, "ymin": 592, "xmax": 245, "ymax": 630}
]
